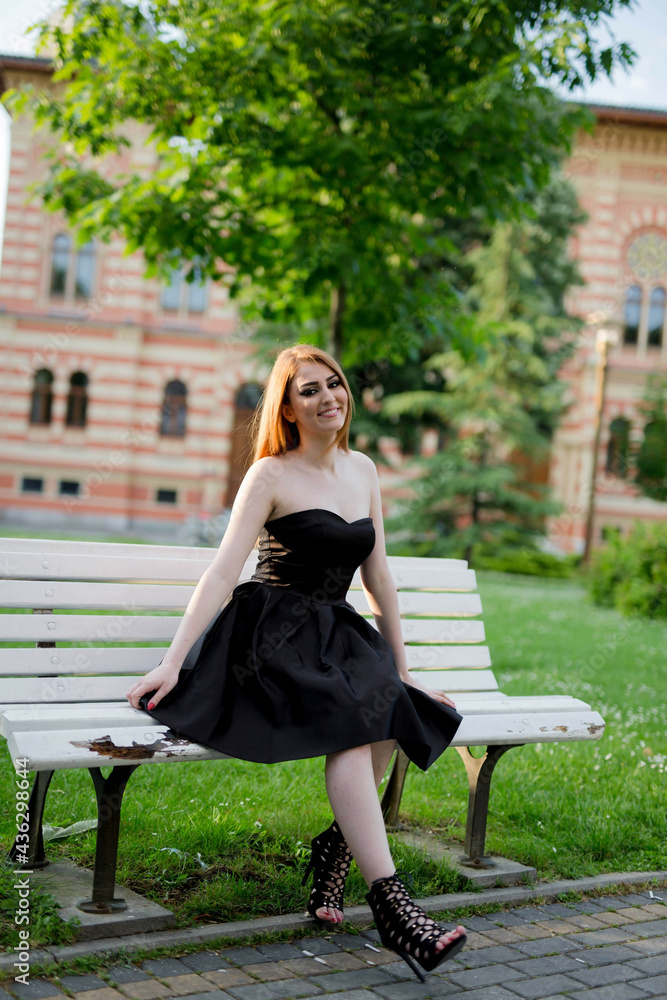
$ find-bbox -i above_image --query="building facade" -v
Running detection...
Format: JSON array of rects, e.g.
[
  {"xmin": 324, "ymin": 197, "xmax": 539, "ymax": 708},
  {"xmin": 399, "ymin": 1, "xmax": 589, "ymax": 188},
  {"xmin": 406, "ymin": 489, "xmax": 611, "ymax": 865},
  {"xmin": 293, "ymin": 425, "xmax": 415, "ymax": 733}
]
[
  {"xmin": 548, "ymin": 105, "xmax": 667, "ymax": 553},
  {"xmin": 0, "ymin": 55, "xmax": 263, "ymax": 540}
]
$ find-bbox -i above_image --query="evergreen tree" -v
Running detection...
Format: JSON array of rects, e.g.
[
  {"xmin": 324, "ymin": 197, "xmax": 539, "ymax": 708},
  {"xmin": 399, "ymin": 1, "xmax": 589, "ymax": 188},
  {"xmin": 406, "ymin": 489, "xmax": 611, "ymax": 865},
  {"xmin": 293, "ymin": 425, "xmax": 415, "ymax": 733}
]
[{"xmin": 378, "ymin": 175, "xmax": 586, "ymax": 562}]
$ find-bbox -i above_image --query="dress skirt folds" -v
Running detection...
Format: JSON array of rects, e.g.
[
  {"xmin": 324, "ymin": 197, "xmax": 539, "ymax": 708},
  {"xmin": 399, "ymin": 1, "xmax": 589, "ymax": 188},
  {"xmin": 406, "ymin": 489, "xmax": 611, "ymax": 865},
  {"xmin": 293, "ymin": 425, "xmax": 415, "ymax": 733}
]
[{"xmin": 140, "ymin": 508, "xmax": 463, "ymax": 771}]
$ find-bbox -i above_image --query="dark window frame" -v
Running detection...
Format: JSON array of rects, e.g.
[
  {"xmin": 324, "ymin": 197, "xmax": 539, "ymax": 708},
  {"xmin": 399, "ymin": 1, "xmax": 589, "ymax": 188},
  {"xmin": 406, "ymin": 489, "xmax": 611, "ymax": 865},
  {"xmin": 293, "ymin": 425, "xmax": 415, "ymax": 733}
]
[
  {"xmin": 65, "ymin": 371, "xmax": 89, "ymax": 428},
  {"xmin": 29, "ymin": 369, "xmax": 54, "ymax": 425},
  {"xmin": 160, "ymin": 379, "xmax": 188, "ymax": 437}
]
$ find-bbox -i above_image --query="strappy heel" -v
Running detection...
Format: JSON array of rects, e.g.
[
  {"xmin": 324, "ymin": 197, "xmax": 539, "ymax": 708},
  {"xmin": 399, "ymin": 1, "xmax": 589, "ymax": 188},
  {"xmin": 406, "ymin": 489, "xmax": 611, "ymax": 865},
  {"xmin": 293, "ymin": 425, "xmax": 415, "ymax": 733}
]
[
  {"xmin": 365, "ymin": 872, "xmax": 467, "ymax": 981},
  {"xmin": 301, "ymin": 819, "xmax": 352, "ymax": 924}
]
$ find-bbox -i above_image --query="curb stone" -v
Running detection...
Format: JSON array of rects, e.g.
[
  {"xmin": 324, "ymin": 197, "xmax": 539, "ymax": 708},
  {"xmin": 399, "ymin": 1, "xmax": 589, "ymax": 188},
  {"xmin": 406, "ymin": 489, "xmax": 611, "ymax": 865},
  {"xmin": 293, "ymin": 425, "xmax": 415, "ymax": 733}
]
[{"xmin": 0, "ymin": 870, "xmax": 665, "ymax": 974}]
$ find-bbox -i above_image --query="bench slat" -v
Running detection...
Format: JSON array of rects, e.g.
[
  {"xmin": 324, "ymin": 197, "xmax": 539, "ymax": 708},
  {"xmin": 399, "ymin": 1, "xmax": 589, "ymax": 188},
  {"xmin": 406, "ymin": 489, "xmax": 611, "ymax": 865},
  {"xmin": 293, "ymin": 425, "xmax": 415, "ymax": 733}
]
[
  {"xmin": 0, "ymin": 695, "xmax": 593, "ymax": 737},
  {"xmin": 0, "ymin": 614, "xmax": 486, "ymax": 644},
  {"xmin": 0, "ymin": 538, "xmax": 219, "ymax": 559},
  {"xmin": 0, "ymin": 668, "xmax": 500, "ymax": 705},
  {"xmin": 0, "ymin": 642, "xmax": 493, "ymax": 676},
  {"xmin": 2, "ymin": 551, "xmax": 478, "ymax": 590},
  {"xmin": 1, "ymin": 537, "xmax": 468, "ymax": 570},
  {"xmin": 7, "ymin": 708, "xmax": 606, "ymax": 771},
  {"xmin": 0, "ymin": 580, "xmax": 483, "ymax": 617}
]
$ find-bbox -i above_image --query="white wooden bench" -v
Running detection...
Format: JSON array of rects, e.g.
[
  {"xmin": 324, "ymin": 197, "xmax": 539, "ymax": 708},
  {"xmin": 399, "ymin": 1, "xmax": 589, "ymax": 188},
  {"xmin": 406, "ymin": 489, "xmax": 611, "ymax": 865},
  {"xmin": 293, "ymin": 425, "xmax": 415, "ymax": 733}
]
[{"xmin": 0, "ymin": 536, "xmax": 605, "ymax": 916}]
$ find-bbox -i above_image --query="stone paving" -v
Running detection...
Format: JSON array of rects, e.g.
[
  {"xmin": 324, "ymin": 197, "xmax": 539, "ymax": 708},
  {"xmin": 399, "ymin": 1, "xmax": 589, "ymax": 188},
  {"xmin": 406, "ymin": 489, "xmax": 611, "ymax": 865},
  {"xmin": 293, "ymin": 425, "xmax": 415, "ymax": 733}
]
[{"xmin": 2, "ymin": 891, "xmax": 666, "ymax": 1000}]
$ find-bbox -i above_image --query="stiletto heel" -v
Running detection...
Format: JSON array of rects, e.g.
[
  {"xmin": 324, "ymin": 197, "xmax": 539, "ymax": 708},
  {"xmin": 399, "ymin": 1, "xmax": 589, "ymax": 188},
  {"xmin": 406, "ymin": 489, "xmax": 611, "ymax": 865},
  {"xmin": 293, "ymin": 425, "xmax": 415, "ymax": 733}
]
[
  {"xmin": 365, "ymin": 872, "xmax": 466, "ymax": 980},
  {"xmin": 395, "ymin": 950, "xmax": 426, "ymax": 983},
  {"xmin": 302, "ymin": 819, "xmax": 352, "ymax": 924}
]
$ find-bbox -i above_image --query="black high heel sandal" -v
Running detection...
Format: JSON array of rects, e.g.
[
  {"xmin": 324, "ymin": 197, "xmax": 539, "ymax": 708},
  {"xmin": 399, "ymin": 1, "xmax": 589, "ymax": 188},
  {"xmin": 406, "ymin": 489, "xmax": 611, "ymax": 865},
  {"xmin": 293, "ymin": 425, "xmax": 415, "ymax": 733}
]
[
  {"xmin": 301, "ymin": 819, "xmax": 353, "ymax": 924},
  {"xmin": 365, "ymin": 872, "xmax": 467, "ymax": 981}
]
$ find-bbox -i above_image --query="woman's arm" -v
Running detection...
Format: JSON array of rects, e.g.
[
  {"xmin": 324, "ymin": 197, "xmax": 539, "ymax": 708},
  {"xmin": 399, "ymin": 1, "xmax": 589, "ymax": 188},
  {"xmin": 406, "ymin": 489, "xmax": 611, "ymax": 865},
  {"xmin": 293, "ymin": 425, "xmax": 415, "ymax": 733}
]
[
  {"xmin": 358, "ymin": 454, "xmax": 457, "ymax": 709},
  {"xmin": 125, "ymin": 457, "xmax": 277, "ymax": 709}
]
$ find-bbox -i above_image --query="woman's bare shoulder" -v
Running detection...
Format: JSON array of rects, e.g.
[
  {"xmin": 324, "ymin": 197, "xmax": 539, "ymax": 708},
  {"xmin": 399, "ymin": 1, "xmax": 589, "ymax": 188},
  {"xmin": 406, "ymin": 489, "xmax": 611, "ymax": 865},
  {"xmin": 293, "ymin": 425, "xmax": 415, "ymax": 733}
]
[
  {"xmin": 238, "ymin": 454, "xmax": 291, "ymax": 504},
  {"xmin": 348, "ymin": 448, "xmax": 377, "ymax": 477}
]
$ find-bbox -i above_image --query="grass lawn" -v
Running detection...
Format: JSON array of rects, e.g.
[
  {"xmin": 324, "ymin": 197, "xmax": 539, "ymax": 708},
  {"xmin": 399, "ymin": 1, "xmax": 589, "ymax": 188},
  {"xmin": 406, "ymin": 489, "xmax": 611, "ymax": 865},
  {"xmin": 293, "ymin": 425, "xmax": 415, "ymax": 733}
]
[{"xmin": 1, "ymin": 567, "xmax": 665, "ymax": 947}]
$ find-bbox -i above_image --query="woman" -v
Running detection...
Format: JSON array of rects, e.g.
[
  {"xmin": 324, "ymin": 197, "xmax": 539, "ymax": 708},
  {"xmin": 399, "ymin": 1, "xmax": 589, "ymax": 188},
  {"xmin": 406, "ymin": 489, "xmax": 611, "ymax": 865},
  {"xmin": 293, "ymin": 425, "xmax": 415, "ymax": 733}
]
[{"xmin": 126, "ymin": 344, "xmax": 466, "ymax": 980}]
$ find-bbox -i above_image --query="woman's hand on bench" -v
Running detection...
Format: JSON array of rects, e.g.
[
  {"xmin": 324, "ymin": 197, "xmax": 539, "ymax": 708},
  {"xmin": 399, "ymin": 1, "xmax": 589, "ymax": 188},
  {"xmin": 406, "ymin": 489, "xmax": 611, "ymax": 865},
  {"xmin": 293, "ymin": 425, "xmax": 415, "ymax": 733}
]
[
  {"xmin": 401, "ymin": 673, "xmax": 457, "ymax": 709},
  {"xmin": 126, "ymin": 661, "xmax": 181, "ymax": 710}
]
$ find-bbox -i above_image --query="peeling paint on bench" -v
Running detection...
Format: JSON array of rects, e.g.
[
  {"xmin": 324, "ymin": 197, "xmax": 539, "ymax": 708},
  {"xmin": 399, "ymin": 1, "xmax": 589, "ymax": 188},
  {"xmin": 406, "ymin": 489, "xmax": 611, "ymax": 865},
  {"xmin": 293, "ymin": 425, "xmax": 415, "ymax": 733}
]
[{"xmin": 70, "ymin": 733, "xmax": 194, "ymax": 759}]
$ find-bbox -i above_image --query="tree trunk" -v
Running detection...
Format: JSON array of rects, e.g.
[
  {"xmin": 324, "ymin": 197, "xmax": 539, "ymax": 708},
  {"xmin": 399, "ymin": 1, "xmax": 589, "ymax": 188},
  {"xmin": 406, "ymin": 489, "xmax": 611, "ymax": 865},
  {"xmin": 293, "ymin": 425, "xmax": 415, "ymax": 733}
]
[
  {"xmin": 328, "ymin": 282, "xmax": 346, "ymax": 358},
  {"xmin": 465, "ymin": 435, "xmax": 487, "ymax": 564}
]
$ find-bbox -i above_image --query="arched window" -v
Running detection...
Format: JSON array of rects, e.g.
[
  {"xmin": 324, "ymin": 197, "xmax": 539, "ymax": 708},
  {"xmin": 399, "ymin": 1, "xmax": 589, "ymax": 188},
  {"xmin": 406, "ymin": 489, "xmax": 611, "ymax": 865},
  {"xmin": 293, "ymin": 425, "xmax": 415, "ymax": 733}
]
[
  {"xmin": 74, "ymin": 241, "xmax": 95, "ymax": 299},
  {"xmin": 225, "ymin": 381, "xmax": 264, "ymax": 506},
  {"xmin": 65, "ymin": 371, "xmax": 89, "ymax": 428},
  {"xmin": 605, "ymin": 416, "xmax": 630, "ymax": 478},
  {"xmin": 622, "ymin": 285, "xmax": 642, "ymax": 345},
  {"xmin": 647, "ymin": 286, "xmax": 666, "ymax": 347},
  {"xmin": 29, "ymin": 369, "xmax": 54, "ymax": 425},
  {"xmin": 50, "ymin": 234, "xmax": 71, "ymax": 296},
  {"xmin": 160, "ymin": 380, "xmax": 187, "ymax": 436}
]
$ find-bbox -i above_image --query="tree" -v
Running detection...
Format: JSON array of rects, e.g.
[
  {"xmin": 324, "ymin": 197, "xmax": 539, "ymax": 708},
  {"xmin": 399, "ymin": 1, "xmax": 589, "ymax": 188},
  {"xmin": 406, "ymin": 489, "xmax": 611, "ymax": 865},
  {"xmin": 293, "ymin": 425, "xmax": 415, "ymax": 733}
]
[
  {"xmin": 379, "ymin": 174, "xmax": 586, "ymax": 562},
  {"xmin": 5, "ymin": 0, "xmax": 633, "ymax": 363}
]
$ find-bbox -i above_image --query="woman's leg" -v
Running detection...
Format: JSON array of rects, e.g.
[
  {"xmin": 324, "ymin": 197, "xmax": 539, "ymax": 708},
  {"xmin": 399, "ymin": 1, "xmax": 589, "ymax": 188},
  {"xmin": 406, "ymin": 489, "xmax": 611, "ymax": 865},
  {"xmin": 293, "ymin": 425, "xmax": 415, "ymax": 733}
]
[
  {"xmin": 325, "ymin": 743, "xmax": 394, "ymax": 886},
  {"xmin": 371, "ymin": 738, "xmax": 397, "ymax": 789},
  {"xmin": 309, "ymin": 740, "xmax": 397, "ymax": 923},
  {"xmin": 324, "ymin": 743, "xmax": 465, "ymax": 951}
]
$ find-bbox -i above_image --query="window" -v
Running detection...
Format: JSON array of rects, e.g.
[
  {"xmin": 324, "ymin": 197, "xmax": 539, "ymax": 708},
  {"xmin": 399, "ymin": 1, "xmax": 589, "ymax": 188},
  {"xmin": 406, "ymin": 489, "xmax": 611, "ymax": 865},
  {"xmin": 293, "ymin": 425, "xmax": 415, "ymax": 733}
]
[
  {"xmin": 74, "ymin": 241, "xmax": 95, "ymax": 299},
  {"xmin": 161, "ymin": 259, "xmax": 209, "ymax": 314},
  {"xmin": 161, "ymin": 267, "xmax": 182, "ymax": 311},
  {"xmin": 21, "ymin": 477, "xmax": 43, "ymax": 493},
  {"xmin": 49, "ymin": 234, "xmax": 95, "ymax": 301},
  {"xmin": 605, "ymin": 417, "xmax": 631, "ymax": 478},
  {"xmin": 647, "ymin": 286, "xmax": 665, "ymax": 347},
  {"xmin": 187, "ymin": 262, "xmax": 208, "ymax": 313},
  {"xmin": 29, "ymin": 369, "xmax": 54, "ymax": 425},
  {"xmin": 59, "ymin": 481, "xmax": 80, "ymax": 495},
  {"xmin": 160, "ymin": 380, "xmax": 187, "ymax": 436},
  {"xmin": 622, "ymin": 285, "xmax": 641, "ymax": 345},
  {"xmin": 65, "ymin": 371, "xmax": 89, "ymax": 428},
  {"xmin": 50, "ymin": 234, "xmax": 70, "ymax": 296},
  {"xmin": 156, "ymin": 488, "xmax": 177, "ymax": 503}
]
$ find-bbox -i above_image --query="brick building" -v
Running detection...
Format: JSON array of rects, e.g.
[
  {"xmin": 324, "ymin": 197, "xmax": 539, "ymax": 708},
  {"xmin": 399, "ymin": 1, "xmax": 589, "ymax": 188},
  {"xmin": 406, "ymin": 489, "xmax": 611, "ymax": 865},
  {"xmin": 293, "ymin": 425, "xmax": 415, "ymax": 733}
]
[
  {"xmin": 0, "ymin": 54, "xmax": 666, "ymax": 548},
  {"xmin": 548, "ymin": 104, "xmax": 667, "ymax": 553},
  {"xmin": 0, "ymin": 54, "xmax": 264, "ymax": 540}
]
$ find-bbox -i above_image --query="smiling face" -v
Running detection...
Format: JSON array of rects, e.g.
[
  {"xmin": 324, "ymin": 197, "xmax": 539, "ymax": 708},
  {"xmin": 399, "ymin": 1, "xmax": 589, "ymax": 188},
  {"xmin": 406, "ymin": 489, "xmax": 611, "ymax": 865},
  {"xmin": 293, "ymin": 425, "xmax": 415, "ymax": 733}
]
[{"xmin": 282, "ymin": 360, "xmax": 349, "ymax": 437}]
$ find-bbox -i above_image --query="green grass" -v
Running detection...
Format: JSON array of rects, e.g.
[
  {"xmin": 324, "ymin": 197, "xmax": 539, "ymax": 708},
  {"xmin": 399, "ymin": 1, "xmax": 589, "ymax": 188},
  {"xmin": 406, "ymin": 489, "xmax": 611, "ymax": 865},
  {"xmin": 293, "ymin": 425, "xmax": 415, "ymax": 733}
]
[{"xmin": 1, "ymin": 569, "xmax": 665, "ymax": 950}]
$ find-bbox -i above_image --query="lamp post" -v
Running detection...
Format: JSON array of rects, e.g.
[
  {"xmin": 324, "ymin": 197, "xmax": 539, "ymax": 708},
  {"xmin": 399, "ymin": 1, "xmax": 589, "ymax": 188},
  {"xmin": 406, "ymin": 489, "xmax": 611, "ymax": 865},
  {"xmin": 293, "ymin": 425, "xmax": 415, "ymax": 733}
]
[{"xmin": 582, "ymin": 323, "xmax": 621, "ymax": 564}]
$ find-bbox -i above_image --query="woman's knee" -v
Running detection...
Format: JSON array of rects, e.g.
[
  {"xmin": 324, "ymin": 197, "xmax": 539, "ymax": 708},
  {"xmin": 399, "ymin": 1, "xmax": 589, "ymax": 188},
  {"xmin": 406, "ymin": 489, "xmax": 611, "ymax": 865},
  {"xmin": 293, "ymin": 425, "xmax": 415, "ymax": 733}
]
[{"xmin": 326, "ymin": 742, "xmax": 373, "ymax": 765}]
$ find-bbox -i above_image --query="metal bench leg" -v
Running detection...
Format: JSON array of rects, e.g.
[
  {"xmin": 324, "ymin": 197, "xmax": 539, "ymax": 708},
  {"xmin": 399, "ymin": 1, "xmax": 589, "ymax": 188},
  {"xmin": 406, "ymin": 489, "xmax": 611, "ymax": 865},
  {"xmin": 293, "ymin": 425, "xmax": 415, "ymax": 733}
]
[
  {"xmin": 456, "ymin": 744, "xmax": 521, "ymax": 868},
  {"xmin": 381, "ymin": 748, "xmax": 412, "ymax": 829},
  {"xmin": 8, "ymin": 770, "xmax": 55, "ymax": 869},
  {"xmin": 77, "ymin": 764, "xmax": 139, "ymax": 914}
]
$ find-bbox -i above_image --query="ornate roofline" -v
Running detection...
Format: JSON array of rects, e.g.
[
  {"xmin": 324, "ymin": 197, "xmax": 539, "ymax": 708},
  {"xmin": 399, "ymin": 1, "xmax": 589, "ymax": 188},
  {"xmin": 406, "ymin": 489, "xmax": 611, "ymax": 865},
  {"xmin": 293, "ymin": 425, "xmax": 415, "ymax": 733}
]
[{"xmin": 575, "ymin": 101, "xmax": 667, "ymax": 127}]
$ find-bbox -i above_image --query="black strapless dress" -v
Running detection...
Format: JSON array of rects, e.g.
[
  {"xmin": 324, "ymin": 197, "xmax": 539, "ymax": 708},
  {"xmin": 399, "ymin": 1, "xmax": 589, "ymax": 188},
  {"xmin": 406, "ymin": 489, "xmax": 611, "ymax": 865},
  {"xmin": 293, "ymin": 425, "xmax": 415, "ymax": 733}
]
[{"xmin": 140, "ymin": 508, "xmax": 462, "ymax": 770}]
